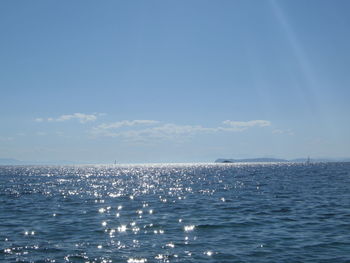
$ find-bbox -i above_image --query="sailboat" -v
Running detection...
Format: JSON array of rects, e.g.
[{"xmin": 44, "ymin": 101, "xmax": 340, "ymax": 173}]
[{"xmin": 306, "ymin": 156, "xmax": 311, "ymax": 165}]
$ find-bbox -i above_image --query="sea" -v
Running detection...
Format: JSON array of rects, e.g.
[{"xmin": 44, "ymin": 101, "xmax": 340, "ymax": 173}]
[{"xmin": 1, "ymin": 162, "xmax": 350, "ymax": 263}]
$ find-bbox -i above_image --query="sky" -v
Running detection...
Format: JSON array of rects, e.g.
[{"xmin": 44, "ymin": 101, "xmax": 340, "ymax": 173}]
[{"xmin": 1, "ymin": 0, "xmax": 350, "ymax": 163}]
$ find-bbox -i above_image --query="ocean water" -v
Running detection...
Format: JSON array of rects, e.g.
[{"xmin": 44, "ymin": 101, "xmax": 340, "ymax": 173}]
[{"xmin": 1, "ymin": 163, "xmax": 350, "ymax": 263}]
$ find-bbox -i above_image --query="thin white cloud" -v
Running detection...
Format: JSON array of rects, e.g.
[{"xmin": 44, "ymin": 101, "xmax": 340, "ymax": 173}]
[
  {"xmin": 91, "ymin": 120, "xmax": 161, "ymax": 139},
  {"xmin": 96, "ymin": 120, "xmax": 159, "ymax": 130},
  {"xmin": 223, "ymin": 120, "xmax": 271, "ymax": 128},
  {"xmin": 121, "ymin": 124, "xmax": 215, "ymax": 141},
  {"xmin": 93, "ymin": 123, "xmax": 216, "ymax": 142},
  {"xmin": 272, "ymin": 129, "xmax": 294, "ymax": 136},
  {"xmin": 91, "ymin": 119, "xmax": 272, "ymax": 142},
  {"xmin": 36, "ymin": 113, "xmax": 98, "ymax": 124},
  {"xmin": 55, "ymin": 113, "xmax": 97, "ymax": 123}
]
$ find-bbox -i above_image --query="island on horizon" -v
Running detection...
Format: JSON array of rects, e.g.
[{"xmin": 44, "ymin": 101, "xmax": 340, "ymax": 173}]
[
  {"xmin": 215, "ymin": 157, "xmax": 350, "ymax": 163},
  {"xmin": 1, "ymin": 157, "xmax": 350, "ymax": 165}
]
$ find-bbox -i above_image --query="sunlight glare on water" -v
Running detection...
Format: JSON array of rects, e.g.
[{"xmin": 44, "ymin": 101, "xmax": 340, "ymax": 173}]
[{"xmin": 1, "ymin": 163, "xmax": 350, "ymax": 262}]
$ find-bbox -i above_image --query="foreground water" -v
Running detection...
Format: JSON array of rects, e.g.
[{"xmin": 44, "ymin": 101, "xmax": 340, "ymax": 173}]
[{"xmin": 1, "ymin": 163, "xmax": 350, "ymax": 263}]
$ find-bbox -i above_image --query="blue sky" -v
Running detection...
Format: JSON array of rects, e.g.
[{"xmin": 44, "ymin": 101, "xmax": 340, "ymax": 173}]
[{"xmin": 1, "ymin": 0, "xmax": 350, "ymax": 163}]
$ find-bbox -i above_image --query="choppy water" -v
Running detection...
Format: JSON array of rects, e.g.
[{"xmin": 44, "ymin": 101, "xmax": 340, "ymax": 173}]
[{"xmin": 1, "ymin": 163, "xmax": 350, "ymax": 263}]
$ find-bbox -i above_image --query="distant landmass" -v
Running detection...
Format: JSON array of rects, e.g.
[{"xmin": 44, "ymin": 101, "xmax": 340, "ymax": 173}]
[
  {"xmin": 0, "ymin": 158, "xmax": 81, "ymax": 165},
  {"xmin": 215, "ymin": 157, "xmax": 350, "ymax": 163},
  {"xmin": 0, "ymin": 158, "xmax": 26, "ymax": 165},
  {"xmin": 216, "ymin": 158, "xmax": 288, "ymax": 163},
  {"xmin": 1, "ymin": 157, "xmax": 350, "ymax": 165}
]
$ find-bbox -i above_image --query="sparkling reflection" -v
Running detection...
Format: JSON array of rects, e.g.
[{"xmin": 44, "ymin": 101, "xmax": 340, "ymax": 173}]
[{"xmin": 1, "ymin": 163, "xmax": 348, "ymax": 262}]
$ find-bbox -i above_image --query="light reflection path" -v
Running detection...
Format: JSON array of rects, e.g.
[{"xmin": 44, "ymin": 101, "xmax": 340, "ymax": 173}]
[{"xmin": 1, "ymin": 163, "xmax": 350, "ymax": 262}]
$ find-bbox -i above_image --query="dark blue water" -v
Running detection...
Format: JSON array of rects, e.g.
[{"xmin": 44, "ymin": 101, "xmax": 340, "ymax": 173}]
[{"xmin": 1, "ymin": 163, "xmax": 350, "ymax": 263}]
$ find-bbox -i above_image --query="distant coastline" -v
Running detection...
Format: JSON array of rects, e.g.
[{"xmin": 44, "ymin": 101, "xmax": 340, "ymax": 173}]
[
  {"xmin": 0, "ymin": 158, "xmax": 82, "ymax": 165},
  {"xmin": 215, "ymin": 157, "xmax": 350, "ymax": 163},
  {"xmin": 1, "ymin": 157, "xmax": 350, "ymax": 165}
]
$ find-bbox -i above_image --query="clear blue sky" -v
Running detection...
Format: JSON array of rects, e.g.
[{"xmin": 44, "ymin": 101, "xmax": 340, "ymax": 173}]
[{"xmin": 1, "ymin": 0, "xmax": 349, "ymax": 163}]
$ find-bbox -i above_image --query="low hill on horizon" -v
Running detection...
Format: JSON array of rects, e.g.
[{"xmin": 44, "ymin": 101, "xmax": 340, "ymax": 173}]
[
  {"xmin": 215, "ymin": 157, "xmax": 350, "ymax": 163},
  {"xmin": 215, "ymin": 158, "xmax": 288, "ymax": 163}
]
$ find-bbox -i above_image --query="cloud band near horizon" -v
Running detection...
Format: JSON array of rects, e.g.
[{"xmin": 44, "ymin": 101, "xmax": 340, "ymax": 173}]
[
  {"xmin": 35, "ymin": 113, "xmax": 98, "ymax": 123},
  {"xmin": 90, "ymin": 119, "xmax": 272, "ymax": 141}
]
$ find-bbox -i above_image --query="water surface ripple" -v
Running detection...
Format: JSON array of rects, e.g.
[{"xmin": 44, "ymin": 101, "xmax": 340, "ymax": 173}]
[{"xmin": 1, "ymin": 163, "xmax": 350, "ymax": 262}]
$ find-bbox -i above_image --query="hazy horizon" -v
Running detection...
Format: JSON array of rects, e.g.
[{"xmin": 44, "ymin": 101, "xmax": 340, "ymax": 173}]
[
  {"xmin": 1, "ymin": 156, "xmax": 349, "ymax": 166},
  {"xmin": 1, "ymin": 0, "xmax": 350, "ymax": 163}
]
